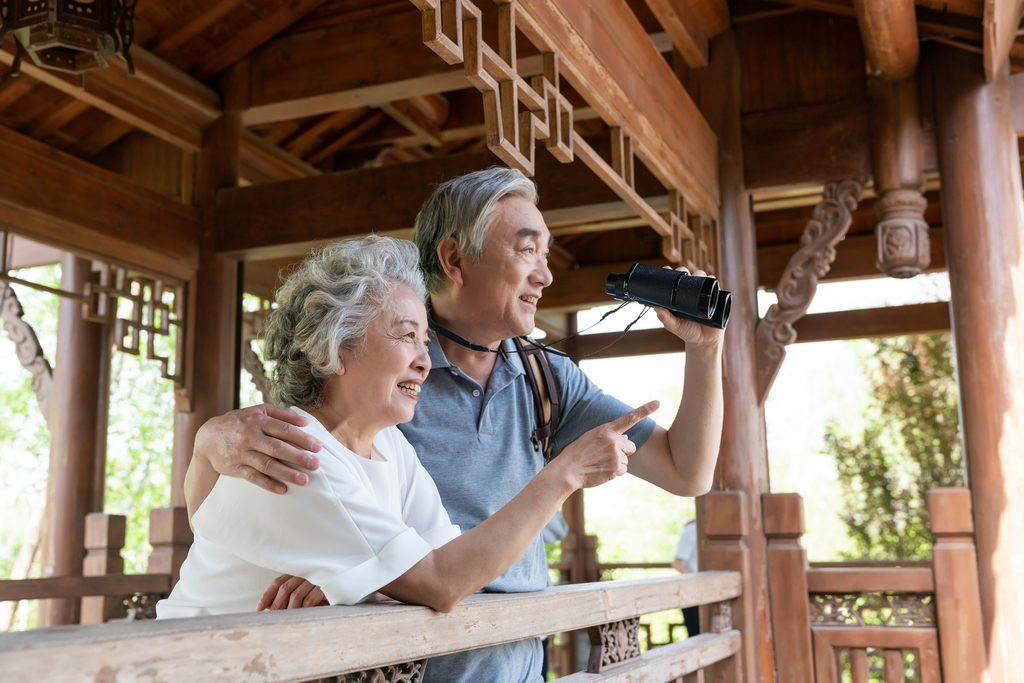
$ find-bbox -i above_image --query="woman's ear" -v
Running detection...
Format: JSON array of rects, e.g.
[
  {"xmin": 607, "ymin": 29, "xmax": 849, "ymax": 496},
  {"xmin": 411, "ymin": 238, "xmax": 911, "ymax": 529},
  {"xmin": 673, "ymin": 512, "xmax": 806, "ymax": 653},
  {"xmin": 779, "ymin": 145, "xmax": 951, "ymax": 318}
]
[
  {"xmin": 335, "ymin": 348, "xmax": 347, "ymax": 376},
  {"xmin": 437, "ymin": 237, "xmax": 464, "ymax": 288}
]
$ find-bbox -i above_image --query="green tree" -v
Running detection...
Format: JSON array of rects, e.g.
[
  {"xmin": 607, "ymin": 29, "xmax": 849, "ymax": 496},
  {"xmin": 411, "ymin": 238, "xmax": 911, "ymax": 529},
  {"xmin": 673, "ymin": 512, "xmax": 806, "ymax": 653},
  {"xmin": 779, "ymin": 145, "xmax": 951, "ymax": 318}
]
[{"xmin": 823, "ymin": 334, "xmax": 964, "ymax": 560}]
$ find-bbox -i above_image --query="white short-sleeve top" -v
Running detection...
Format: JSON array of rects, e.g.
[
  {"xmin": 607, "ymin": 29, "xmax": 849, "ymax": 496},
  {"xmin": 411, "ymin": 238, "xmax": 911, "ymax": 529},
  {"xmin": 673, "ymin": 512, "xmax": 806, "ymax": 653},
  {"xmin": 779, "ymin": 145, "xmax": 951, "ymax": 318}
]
[{"xmin": 156, "ymin": 408, "xmax": 461, "ymax": 619}]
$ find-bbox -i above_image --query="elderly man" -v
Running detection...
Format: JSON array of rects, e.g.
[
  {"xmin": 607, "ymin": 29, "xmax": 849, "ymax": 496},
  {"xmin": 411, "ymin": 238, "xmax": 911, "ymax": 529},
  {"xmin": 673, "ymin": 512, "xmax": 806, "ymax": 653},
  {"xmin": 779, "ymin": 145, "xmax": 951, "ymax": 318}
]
[{"xmin": 184, "ymin": 167, "xmax": 724, "ymax": 682}]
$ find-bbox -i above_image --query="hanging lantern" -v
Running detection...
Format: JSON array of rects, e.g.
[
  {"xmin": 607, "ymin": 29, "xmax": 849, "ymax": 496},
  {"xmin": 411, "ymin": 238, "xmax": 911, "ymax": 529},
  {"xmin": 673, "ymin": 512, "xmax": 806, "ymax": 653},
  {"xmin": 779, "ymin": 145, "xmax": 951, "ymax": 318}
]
[{"xmin": 0, "ymin": 0, "xmax": 136, "ymax": 78}]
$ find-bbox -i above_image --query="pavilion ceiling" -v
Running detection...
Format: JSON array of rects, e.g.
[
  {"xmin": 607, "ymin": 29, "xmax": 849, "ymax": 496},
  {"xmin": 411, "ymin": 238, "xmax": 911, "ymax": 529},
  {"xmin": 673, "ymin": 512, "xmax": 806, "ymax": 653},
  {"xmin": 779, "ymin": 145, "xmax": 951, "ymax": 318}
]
[{"xmin": 0, "ymin": 0, "xmax": 1012, "ymax": 309}]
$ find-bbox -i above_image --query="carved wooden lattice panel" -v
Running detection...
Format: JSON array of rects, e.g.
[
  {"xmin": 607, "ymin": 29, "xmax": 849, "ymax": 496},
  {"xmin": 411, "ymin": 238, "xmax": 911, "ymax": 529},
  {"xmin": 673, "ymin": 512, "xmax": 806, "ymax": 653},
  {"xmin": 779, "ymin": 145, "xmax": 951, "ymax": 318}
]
[
  {"xmin": 408, "ymin": 0, "xmax": 719, "ymax": 271},
  {"xmin": 0, "ymin": 286, "xmax": 53, "ymax": 420},
  {"xmin": 306, "ymin": 660, "xmax": 427, "ymax": 683},
  {"xmin": 0, "ymin": 232, "xmax": 187, "ymax": 392},
  {"xmin": 810, "ymin": 593, "xmax": 934, "ymax": 628},
  {"xmin": 587, "ymin": 616, "xmax": 642, "ymax": 673}
]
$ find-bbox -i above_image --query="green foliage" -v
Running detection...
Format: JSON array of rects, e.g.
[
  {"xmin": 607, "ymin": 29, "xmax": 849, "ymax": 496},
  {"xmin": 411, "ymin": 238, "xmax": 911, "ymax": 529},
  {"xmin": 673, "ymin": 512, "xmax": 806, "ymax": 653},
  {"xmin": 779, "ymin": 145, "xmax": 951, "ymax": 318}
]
[{"xmin": 823, "ymin": 335, "xmax": 964, "ymax": 560}]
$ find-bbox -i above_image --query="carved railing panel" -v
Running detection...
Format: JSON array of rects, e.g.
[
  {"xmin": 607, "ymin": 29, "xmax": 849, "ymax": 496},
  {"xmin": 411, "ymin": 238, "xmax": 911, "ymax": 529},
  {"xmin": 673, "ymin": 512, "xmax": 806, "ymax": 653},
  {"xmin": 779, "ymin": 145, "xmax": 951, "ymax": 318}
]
[
  {"xmin": 408, "ymin": 0, "xmax": 719, "ymax": 271},
  {"xmin": 587, "ymin": 616, "xmax": 642, "ymax": 673},
  {"xmin": 307, "ymin": 660, "xmax": 427, "ymax": 683},
  {"xmin": 754, "ymin": 179, "xmax": 864, "ymax": 404},
  {"xmin": 241, "ymin": 300, "xmax": 273, "ymax": 403}
]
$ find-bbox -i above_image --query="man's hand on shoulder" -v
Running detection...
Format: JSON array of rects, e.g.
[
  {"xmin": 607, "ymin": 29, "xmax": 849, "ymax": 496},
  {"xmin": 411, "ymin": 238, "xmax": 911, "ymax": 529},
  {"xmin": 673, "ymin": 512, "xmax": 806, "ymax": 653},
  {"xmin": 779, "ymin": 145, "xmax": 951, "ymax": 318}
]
[{"xmin": 192, "ymin": 404, "xmax": 323, "ymax": 495}]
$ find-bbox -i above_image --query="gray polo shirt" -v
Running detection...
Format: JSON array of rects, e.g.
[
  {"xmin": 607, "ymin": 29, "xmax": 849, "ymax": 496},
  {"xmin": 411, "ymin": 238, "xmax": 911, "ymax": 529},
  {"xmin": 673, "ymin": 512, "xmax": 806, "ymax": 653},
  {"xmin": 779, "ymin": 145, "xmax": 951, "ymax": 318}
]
[{"xmin": 398, "ymin": 331, "xmax": 656, "ymax": 683}]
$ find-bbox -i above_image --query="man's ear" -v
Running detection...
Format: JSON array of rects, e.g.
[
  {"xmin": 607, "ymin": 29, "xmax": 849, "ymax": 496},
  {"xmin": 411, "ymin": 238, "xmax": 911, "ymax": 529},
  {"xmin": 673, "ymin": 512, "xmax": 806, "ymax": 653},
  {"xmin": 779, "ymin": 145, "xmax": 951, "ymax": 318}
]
[{"xmin": 437, "ymin": 237, "xmax": 465, "ymax": 288}]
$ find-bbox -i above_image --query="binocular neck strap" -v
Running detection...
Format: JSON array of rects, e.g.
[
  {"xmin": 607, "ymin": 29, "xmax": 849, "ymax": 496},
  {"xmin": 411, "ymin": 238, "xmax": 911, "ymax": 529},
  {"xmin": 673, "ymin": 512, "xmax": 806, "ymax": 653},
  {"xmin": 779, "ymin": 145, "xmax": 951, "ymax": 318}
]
[{"xmin": 427, "ymin": 318, "xmax": 501, "ymax": 355}]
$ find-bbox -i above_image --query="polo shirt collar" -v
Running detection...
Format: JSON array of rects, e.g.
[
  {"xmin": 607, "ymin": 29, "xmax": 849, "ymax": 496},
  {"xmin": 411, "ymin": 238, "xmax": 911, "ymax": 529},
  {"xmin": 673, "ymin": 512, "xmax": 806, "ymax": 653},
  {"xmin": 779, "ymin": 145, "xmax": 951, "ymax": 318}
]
[{"xmin": 425, "ymin": 324, "xmax": 525, "ymax": 378}]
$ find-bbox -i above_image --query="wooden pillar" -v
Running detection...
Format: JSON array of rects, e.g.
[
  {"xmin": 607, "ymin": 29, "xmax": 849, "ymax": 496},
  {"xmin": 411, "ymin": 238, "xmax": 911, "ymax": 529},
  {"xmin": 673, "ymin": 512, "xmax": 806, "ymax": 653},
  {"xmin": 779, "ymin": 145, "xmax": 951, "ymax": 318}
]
[
  {"xmin": 38, "ymin": 254, "xmax": 107, "ymax": 627},
  {"xmin": 170, "ymin": 66, "xmax": 244, "ymax": 506},
  {"xmin": 704, "ymin": 490, "xmax": 753, "ymax": 683},
  {"xmin": 932, "ymin": 43, "xmax": 1024, "ymax": 681},
  {"xmin": 693, "ymin": 30, "xmax": 773, "ymax": 683},
  {"xmin": 928, "ymin": 488, "xmax": 985, "ymax": 682},
  {"xmin": 147, "ymin": 507, "xmax": 193, "ymax": 587},
  {"xmin": 762, "ymin": 494, "xmax": 814, "ymax": 683},
  {"xmin": 80, "ymin": 513, "xmax": 126, "ymax": 625}
]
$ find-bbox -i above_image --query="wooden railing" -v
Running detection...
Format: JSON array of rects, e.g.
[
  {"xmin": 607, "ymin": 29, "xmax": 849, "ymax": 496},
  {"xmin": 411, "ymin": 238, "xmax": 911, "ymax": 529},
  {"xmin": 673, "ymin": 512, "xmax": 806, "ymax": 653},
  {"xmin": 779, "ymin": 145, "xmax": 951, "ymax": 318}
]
[
  {"xmin": 0, "ymin": 507, "xmax": 191, "ymax": 624},
  {"xmin": 0, "ymin": 571, "xmax": 743, "ymax": 682},
  {"xmin": 765, "ymin": 487, "xmax": 986, "ymax": 683}
]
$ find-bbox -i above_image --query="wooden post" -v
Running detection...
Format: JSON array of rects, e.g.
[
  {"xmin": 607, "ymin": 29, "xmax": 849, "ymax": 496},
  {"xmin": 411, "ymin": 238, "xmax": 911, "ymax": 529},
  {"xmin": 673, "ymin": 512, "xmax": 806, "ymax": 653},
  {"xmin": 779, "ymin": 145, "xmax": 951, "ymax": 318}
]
[
  {"xmin": 80, "ymin": 513, "xmax": 126, "ymax": 625},
  {"xmin": 704, "ymin": 490, "xmax": 752, "ymax": 683},
  {"xmin": 762, "ymin": 494, "xmax": 814, "ymax": 683},
  {"xmin": 932, "ymin": 43, "xmax": 1024, "ymax": 681},
  {"xmin": 694, "ymin": 30, "xmax": 773, "ymax": 683},
  {"xmin": 928, "ymin": 487, "xmax": 985, "ymax": 682},
  {"xmin": 171, "ymin": 64, "xmax": 245, "ymax": 506},
  {"xmin": 38, "ymin": 254, "xmax": 108, "ymax": 627},
  {"xmin": 147, "ymin": 507, "xmax": 193, "ymax": 587}
]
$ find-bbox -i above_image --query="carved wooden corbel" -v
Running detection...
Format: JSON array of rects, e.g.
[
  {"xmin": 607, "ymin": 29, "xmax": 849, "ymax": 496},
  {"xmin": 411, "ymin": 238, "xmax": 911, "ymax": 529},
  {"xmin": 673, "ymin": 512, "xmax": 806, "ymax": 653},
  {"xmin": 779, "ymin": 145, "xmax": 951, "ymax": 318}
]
[
  {"xmin": 754, "ymin": 179, "xmax": 864, "ymax": 405},
  {"xmin": 0, "ymin": 286, "xmax": 53, "ymax": 421},
  {"xmin": 587, "ymin": 616, "xmax": 642, "ymax": 673}
]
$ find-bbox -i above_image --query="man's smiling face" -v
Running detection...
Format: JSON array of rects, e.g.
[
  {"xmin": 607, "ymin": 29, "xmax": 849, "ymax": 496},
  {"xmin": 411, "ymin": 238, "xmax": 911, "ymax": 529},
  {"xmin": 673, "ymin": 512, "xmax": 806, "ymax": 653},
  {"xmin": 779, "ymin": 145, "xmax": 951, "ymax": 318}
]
[{"xmin": 458, "ymin": 195, "xmax": 554, "ymax": 340}]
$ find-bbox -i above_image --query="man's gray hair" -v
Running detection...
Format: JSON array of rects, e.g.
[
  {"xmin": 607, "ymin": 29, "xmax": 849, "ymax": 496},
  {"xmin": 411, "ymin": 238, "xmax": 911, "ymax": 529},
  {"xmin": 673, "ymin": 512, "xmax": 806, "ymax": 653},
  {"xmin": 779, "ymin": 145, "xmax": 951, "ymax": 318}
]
[
  {"xmin": 413, "ymin": 166, "xmax": 539, "ymax": 295},
  {"xmin": 262, "ymin": 235, "xmax": 427, "ymax": 408}
]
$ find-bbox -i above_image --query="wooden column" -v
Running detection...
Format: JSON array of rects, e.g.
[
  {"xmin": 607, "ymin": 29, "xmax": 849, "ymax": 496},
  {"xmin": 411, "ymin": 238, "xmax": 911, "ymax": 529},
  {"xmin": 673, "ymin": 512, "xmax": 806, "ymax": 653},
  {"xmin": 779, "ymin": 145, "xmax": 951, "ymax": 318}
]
[
  {"xmin": 171, "ymin": 66, "xmax": 244, "ymax": 506},
  {"xmin": 704, "ymin": 490, "xmax": 752, "ymax": 683},
  {"xmin": 38, "ymin": 254, "xmax": 107, "ymax": 627},
  {"xmin": 762, "ymin": 494, "xmax": 814, "ymax": 683},
  {"xmin": 928, "ymin": 487, "xmax": 985, "ymax": 682},
  {"xmin": 932, "ymin": 43, "xmax": 1024, "ymax": 681},
  {"xmin": 80, "ymin": 513, "xmax": 126, "ymax": 625},
  {"xmin": 693, "ymin": 30, "xmax": 772, "ymax": 683},
  {"xmin": 147, "ymin": 507, "xmax": 193, "ymax": 587}
]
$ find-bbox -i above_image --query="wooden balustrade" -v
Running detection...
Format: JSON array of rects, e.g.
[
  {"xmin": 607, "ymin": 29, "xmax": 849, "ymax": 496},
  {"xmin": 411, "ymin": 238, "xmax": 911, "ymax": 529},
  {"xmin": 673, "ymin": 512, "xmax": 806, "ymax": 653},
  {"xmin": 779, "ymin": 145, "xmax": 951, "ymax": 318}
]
[
  {"xmin": 0, "ymin": 507, "xmax": 187, "ymax": 625},
  {"xmin": 764, "ymin": 487, "xmax": 985, "ymax": 683},
  {"xmin": 0, "ymin": 572, "xmax": 742, "ymax": 682}
]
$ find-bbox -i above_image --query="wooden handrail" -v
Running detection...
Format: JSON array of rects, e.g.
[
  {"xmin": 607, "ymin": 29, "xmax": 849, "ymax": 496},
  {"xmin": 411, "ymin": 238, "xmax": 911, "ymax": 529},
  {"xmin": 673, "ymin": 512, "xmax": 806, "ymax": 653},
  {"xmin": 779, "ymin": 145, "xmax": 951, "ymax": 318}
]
[
  {"xmin": 0, "ymin": 574, "xmax": 171, "ymax": 602},
  {"xmin": 0, "ymin": 572, "xmax": 741, "ymax": 682},
  {"xmin": 806, "ymin": 567, "xmax": 935, "ymax": 594},
  {"xmin": 808, "ymin": 560, "xmax": 932, "ymax": 569},
  {"xmin": 559, "ymin": 632, "xmax": 742, "ymax": 682}
]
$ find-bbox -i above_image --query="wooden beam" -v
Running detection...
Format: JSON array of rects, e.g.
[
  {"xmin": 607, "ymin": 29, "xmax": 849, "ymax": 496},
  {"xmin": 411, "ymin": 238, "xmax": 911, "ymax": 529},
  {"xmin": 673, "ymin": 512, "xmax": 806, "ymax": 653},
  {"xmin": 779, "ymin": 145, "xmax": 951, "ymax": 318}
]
[
  {"xmin": 983, "ymin": 0, "xmax": 1024, "ymax": 81},
  {"xmin": 1, "ymin": 39, "xmax": 220, "ymax": 152},
  {"xmin": 805, "ymin": 567, "xmax": 935, "ymax": 593},
  {"xmin": 743, "ymin": 100, "xmax": 938, "ymax": 190},
  {"xmin": 0, "ymin": 573, "xmax": 742, "ymax": 682},
  {"xmin": 241, "ymin": 7, "xmax": 673, "ymax": 127},
  {"xmin": 0, "ymin": 125, "xmax": 199, "ymax": 280},
  {"xmin": 217, "ymin": 143, "xmax": 668, "ymax": 259},
  {"xmin": 556, "ymin": 633, "xmax": 741, "ymax": 682},
  {"xmin": 644, "ymin": 0, "xmax": 709, "ymax": 67},
  {"xmin": 561, "ymin": 302, "xmax": 952, "ymax": 361},
  {"xmin": 852, "ymin": 0, "xmax": 919, "ymax": 79},
  {"xmin": 757, "ymin": 228, "xmax": 946, "ymax": 287},
  {"xmin": 517, "ymin": 0, "xmax": 719, "ymax": 216},
  {"xmin": 192, "ymin": 0, "xmax": 333, "ymax": 82},
  {"xmin": 151, "ymin": 0, "xmax": 248, "ymax": 58},
  {"xmin": 239, "ymin": 130, "xmax": 322, "ymax": 183},
  {"xmin": 0, "ymin": 574, "xmax": 171, "ymax": 602}
]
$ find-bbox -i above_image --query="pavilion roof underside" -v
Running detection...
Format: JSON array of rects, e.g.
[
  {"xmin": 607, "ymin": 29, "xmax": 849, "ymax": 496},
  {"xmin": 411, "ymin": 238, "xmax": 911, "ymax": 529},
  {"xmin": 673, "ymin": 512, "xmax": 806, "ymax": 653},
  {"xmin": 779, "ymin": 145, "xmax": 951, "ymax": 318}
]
[{"xmin": 0, "ymin": 0, "xmax": 1002, "ymax": 310}]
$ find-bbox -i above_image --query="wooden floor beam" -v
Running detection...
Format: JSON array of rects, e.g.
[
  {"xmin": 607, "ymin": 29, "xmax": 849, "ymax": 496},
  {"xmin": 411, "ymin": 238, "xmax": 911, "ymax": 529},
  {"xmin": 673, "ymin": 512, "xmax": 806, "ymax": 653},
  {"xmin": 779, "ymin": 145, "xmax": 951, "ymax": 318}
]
[{"xmin": 0, "ymin": 125, "xmax": 200, "ymax": 280}]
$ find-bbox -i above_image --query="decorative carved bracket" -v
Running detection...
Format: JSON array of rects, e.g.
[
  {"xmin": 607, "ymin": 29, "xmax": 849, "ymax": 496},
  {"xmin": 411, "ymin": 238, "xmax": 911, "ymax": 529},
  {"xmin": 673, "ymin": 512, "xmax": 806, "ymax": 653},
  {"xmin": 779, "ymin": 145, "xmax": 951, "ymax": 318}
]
[
  {"xmin": 0, "ymin": 286, "xmax": 53, "ymax": 422},
  {"xmin": 754, "ymin": 179, "xmax": 864, "ymax": 405},
  {"xmin": 305, "ymin": 660, "xmax": 427, "ymax": 683},
  {"xmin": 587, "ymin": 616, "xmax": 642, "ymax": 673},
  {"xmin": 711, "ymin": 600, "xmax": 733, "ymax": 633}
]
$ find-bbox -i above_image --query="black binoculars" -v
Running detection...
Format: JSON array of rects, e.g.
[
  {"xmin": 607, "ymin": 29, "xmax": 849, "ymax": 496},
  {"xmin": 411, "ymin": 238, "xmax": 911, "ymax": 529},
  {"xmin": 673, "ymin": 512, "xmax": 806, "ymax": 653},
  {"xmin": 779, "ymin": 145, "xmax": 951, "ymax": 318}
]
[{"xmin": 606, "ymin": 263, "xmax": 732, "ymax": 329}]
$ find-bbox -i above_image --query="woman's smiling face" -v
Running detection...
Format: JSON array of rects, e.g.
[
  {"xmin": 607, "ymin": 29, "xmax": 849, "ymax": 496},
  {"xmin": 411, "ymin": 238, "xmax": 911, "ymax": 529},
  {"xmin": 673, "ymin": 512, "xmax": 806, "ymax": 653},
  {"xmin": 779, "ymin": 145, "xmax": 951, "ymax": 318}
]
[{"xmin": 337, "ymin": 283, "xmax": 432, "ymax": 429}]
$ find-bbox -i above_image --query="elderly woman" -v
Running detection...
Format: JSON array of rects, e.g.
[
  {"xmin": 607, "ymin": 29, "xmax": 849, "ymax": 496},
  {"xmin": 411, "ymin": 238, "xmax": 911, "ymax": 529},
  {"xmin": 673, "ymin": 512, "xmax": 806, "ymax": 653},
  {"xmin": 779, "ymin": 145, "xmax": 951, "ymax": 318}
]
[{"xmin": 157, "ymin": 236, "xmax": 650, "ymax": 618}]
